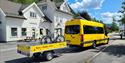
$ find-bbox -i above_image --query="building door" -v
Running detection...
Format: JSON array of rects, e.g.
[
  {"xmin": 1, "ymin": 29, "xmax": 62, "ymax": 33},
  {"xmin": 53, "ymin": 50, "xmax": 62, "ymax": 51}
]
[
  {"xmin": 32, "ymin": 29, "xmax": 35, "ymax": 38},
  {"xmin": 55, "ymin": 28, "xmax": 62, "ymax": 36},
  {"xmin": 0, "ymin": 29, "xmax": 3, "ymax": 41}
]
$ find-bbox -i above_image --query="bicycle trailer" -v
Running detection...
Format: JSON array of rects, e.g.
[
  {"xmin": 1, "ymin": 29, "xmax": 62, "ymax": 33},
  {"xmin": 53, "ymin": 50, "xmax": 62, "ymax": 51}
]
[{"xmin": 17, "ymin": 42, "xmax": 67, "ymax": 60}]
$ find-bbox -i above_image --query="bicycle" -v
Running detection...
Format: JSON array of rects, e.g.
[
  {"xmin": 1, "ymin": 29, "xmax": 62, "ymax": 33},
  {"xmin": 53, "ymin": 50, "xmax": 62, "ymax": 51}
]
[{"xmin": 40, "ymin": 34, "xmax": 65, "ymax": 44}]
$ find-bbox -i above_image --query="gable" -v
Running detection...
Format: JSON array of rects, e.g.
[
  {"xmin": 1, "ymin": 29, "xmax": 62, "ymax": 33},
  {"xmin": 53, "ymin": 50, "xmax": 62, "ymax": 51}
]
[
  {"xmin": 22, "ymin": 3, "xmax": 44, "ymax": 17},
  {"xmin": 0, "ymin": 8, "xmax": 6, "ymax": 16},
  {"xmin": 60, "ymin": 2, "xmax": 71, "ymax": 13}
]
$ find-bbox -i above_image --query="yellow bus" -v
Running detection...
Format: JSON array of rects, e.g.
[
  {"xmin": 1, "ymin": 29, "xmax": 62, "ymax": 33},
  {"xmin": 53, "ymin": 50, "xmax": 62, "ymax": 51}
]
[{"xmin": 64, "ymin": 19, "xmax": 109, "ymax": 48}]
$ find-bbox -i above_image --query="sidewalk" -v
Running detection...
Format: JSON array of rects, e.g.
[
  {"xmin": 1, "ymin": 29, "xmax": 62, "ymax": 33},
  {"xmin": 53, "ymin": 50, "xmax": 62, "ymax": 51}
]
[{"xmin": 91, "ymin": 39, "xmax": 125, "ymax": 63}]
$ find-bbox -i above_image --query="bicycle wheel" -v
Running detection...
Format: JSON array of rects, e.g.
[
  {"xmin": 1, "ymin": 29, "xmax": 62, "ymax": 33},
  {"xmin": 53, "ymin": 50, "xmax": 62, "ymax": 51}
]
[
  {"xmin": 40, "ymin": 36, "xmax": 52, "ymax": 44},
  {"xmin": 54, "ymin": 35, "xmax": 65, "ymax": 42}
]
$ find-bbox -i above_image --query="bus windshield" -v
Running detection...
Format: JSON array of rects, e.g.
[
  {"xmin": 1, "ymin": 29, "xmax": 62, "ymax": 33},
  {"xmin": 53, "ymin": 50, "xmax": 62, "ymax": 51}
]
[{"xmin": 65, "ymin": 25, "xmax": 80, "ymax": 34}]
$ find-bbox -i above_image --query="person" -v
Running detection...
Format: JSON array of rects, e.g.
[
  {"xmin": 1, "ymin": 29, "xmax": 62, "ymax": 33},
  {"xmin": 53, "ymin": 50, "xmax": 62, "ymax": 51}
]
[{"xmin": 120, "ymin": 30, "xmax": 123, "ymax": 39}]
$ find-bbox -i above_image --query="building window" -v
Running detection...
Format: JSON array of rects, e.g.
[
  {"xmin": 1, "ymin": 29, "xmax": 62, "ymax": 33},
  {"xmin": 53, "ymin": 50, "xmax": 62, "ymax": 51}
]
[
  {"xmin": 40, "ymin": 29, "xmax": 43, "ymax": 35},
  {"xmin": 60, "ymin": 20, "xmax": 62, "ymax": 23},
  {"xmin": 42, "ymin": 5, "xmax": 47, "ymax": 11},
  {"xmin": 30, "ymin": 12, "xmax": 37, "ymax": 18},
  {"xmin": 11, "ymin": 28, "xmax": 17, "ymax": 36},
  {"xmin": 22, "ymin": 28, "xmax": 27, "ymax": 36}
]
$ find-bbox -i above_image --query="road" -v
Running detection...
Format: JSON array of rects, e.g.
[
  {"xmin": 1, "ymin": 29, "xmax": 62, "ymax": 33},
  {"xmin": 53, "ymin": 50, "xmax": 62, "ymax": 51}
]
[{"xmin": 0, "ymin": 33, "xmax": 125, "ymax": 63}]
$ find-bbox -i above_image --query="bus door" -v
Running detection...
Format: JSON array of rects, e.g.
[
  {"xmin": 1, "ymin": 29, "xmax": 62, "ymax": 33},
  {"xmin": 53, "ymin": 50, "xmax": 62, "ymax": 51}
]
[{"xmin": 65, "ymin": 25, "xmax": 81, "ymax": 45}]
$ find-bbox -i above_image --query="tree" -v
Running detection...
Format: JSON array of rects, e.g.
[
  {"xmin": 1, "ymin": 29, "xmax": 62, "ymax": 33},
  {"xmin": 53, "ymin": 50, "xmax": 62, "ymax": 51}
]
[
  {"xmin": 111, "ymin": 22, "xmax": 119, "ymax": 31},
  {"xmin": 92, "ymin": 18, "xmax": 100, "ymax": 22},
  {"xmin": 119, "ymin": 1, "xmax": 125, "ymax": 32},
  {"xmin": 79, "ymin": 11, "xmax": 92, "ymax": 20},
  {"xmin": 111, "ymin": 17, "xmax": 119, "ymax": 31},
  {"xmin": 51, "ymin": 0, "xmax": 64, "ymax": 3},
  {"xmin": 10, "ymin": 0, "xmax": 40, "ymax": 4}
]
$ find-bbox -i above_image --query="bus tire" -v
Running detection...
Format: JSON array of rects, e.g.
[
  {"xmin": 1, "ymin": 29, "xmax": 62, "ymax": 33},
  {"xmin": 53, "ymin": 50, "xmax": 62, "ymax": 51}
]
[
  {"xmin": 43, "ymin": 51, "xmax": 54, "ymax": 61},
  {"xmin": 92, "ymin": 41, "xmax": 96, "ymax": 49}
]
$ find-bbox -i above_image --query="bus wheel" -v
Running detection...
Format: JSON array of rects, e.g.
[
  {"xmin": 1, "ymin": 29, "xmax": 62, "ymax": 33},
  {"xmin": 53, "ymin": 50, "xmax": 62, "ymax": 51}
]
[
  {"xmin": 43, "ymin": 51, "xmax": 54, "ymax": 61},
  {"xmin": 92, "ymin": 41, "xmax": 96, "ymax": 49}
]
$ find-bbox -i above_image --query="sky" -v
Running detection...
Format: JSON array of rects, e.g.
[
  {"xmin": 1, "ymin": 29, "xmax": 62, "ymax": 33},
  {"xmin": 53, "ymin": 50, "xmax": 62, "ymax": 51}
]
[{"xmin": 67, "ymin": 0, "xmax": 123, "ymax": 24}]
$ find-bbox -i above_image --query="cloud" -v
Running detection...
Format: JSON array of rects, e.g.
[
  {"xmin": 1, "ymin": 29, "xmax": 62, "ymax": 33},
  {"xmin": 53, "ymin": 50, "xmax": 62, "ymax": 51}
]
[
  {"xmin": 101, "ymin": 12, "xmax": 122, "ymax": 23},
  {"xmin": 70, "ymin": 2, "xmax": 82, "ymax": 10},
  {"xmin": 69, "ymin": 0, "xmax": 105, "ymax": 11}
]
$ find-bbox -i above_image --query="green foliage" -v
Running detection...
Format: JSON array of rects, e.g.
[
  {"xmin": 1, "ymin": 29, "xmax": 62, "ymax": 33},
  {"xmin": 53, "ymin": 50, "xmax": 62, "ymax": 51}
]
[
  {"xmin": 119, "ymin": 1, "xmax": 125, "ymax": 24},
  {"xmin": 79, "ymin": 11, "xmax": 92, "ymax": 20},
  {"xmin": 10, "ymin": 0, "xmax": 40, "ymax": 4},
  {"xmin": 51, "ymin": 0, "xmax": 64, "ymax": 3},
  {"xmin": 73, "ymin": 13, "xmax": 80, "ymax": 18},
  {"xmin": 111, "ymin": 21, "xmax": 119, "ymax": 31},
  {"xmin": 92, "ymin": 18, "xmax": 100, "ymax": 22},
  {"xmin": 121, "ymin": 15, "xmax": 125, "ymax": 24}
]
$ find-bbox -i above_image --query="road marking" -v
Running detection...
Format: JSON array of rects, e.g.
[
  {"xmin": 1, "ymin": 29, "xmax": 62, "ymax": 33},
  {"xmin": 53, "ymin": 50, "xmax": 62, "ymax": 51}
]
[
  {"xmin": 85, "ymin": 40, "xmax": 116, "ymax": 63},
  {"xmin": 0, "ymin": 47, "xmax": 16, "ymax": 52}
]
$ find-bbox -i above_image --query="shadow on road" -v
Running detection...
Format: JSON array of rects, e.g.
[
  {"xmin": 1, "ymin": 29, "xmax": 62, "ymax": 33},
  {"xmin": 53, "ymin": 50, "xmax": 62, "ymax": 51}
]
[
  {"xmin": 5, "ymin": 57, "xmax": 32, "ymax": 63},
  {"xmin": 56, "ymin": 46, "xmax": 91, "ymax": 54},
  {"xmin": 92, "ymin": 45, "xmax": 125, "ymax": 57},
  {"xmin": 4, "ymin": 57, "xmax": 50, "ymax": 63},
  {"xmin": 4, "ymin": 47, "xmax": 89, "ymax": 63},
  {"xmin": 102, "ymin": 45, "xmax": 125, "ymax": 57},
  {"xmin": 109, "ymin": 37, "xmax": 125, "ymax": 40}
]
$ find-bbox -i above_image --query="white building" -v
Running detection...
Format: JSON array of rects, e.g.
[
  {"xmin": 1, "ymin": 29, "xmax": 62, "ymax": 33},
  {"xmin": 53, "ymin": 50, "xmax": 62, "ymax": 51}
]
[
  {"xmin": 0, "ymin": 0, "xmax": 51, "ymax": 42},
  {"xmin": 119, "ymin": 22, "xmax": 125, "ymax": 35},
  {"xmin": 119, "ymin": 23, "xmax": 124, "ymax": 31},
  {"xmin": 38, "ymin": 0, "xmax": 73, "ymax": 37}
]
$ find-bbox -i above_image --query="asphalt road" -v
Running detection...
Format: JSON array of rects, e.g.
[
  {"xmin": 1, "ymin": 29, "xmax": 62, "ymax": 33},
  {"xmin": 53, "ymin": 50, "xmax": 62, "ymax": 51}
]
[{"xmin": 0, "ymin": 33, "xmax": 125, "ymax": 63}]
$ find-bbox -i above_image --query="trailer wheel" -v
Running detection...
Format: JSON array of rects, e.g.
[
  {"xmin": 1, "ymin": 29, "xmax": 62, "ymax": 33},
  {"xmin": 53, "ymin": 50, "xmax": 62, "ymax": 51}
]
[{"xmin": 43, "ymin": 51, "xmax": 54, "ymax": 61}]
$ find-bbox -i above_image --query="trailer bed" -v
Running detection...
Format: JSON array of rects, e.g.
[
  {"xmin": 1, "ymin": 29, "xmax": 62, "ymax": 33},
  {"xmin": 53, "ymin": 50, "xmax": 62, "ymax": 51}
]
[{"xmin": 17, "ymin": 42, "xmax": 67, "ymax": 57}]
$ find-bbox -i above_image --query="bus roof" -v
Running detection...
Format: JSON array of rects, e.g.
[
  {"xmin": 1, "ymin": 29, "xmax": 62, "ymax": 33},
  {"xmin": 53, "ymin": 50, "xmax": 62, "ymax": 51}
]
[{"xmin": 66, "ymin": 19, "xmax": 104, "ymax": 27}]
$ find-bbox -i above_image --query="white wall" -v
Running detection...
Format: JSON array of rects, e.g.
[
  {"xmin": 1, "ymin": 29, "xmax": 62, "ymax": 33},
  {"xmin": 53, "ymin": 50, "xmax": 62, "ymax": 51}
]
[
  {"xmin": 4, "ymin": 4, "xmax": 49, "ymax": 41},
  {"xmin": 6, "ymin": 17, "xmax": 24, "ymax": 41},
  {"xmin": 60, "ymin": 2, "xmax": 69, "ymax": 13},
  {"xmin": 38, "ymin": 1, "xmax": 57, "ymax": 35},
  {"xmin": 0, "ymin": 9, "xmax": 6, "ymax": 41},
  {"xmin": 23, "ymin": 5, "xmax": 47, "ymax": 39},
  {"xmin": 38, "ymin": 1, "xmax": 55, "ymax": 22},
  {"xmin": 119, "ymin": 23, "xmax": 125, "ymax": 30},
  {"xmin": 53, "ymin": 11, "xmax": 72, "ymax": 36},
  {"xmin": 38, "ymin": 1, "xmax": 73, "ymax": 37}
]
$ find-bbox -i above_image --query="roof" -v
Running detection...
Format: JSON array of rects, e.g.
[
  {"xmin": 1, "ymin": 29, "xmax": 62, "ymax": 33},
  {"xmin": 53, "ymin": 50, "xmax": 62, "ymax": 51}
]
[
  {"xmin": 44, "ymin": 15, "xmax": 52, "ymax": 23},
  {"xmin": 37, "ymin": 0, "xmax": 72, "ymax": 15},
  {"xmin": 19, "ymin": 5, "xmax": 29, "ymax": 11},
  {"xmin": 0, "ymin": 0, "xmax": 26, "ymax": 19},
  {"xmin": 6, "ymin": 13, "xmax": 25, "ymax": 19},
  {"xmin": 56, "ymin": 9, "xmax": 72, "ymax": 15},
  {"xmin": 55, "ymin": 2, "xmax": 64, "ymax": 9}
]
